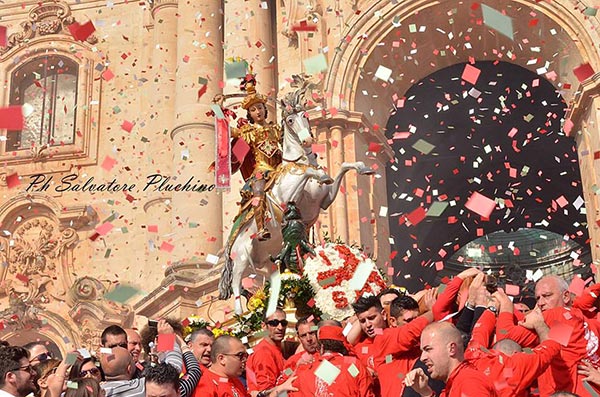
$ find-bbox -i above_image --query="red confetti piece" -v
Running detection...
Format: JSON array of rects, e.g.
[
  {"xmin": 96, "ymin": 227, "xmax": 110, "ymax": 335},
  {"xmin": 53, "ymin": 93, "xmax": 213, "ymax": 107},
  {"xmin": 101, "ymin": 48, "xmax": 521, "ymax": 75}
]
[
  {"xmin": 6, "ymin": 173, "xmax": 20, "ymax": 189},
  {"xmin": 0, "ymin": 106, "xmax": 24, "ymax": 130}
]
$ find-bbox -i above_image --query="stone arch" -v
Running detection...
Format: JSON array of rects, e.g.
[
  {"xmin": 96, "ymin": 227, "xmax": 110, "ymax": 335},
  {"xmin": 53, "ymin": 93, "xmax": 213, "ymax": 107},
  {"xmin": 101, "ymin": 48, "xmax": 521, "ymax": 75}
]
[
  {"xmin": 321, "ymin": 0, "xmax": 600, "ymax": 280},
  {"xmin": 325, "ymin": 0, "xmax": 600, "ymax": 127}
]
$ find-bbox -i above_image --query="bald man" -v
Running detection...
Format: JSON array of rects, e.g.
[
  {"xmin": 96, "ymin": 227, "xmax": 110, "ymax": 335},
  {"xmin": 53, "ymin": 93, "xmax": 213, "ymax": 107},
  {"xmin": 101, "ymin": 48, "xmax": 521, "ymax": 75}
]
[
  {"xmin": 405, "ymin": 322, "xmax": 497, "ymax": 397},
  {"xmin": 126, "ymin": 329, "xmax": 143, "ymax": 364},
  {"xmin": 535, "ymin": 275, "xmax": 572, "ymax": 312}
]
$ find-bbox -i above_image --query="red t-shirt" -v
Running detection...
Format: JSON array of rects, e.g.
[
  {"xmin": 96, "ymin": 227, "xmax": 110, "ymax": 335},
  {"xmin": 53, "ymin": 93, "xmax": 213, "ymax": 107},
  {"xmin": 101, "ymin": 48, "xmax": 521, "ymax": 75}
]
[
  {"xmin": 495, "ymin": 306, "xmax": 600, "ymax": 397},
  {"xmin": 192, "ymin": 368, "xmax": 249, "ymax": 397},
  {"xmin": 246, "ymin": 338, "xmax": 284, "ymax": 392},
  {"xmin": 288, "ymin": 352, "xmax": 375, "ymax": 397},
  {"xmin": 441, "ymin": 361, "xmax": 497, "ymax": 397},
  {"xmin": 467, "ymin": 309, "xmax": 561, "ymax": 397}
]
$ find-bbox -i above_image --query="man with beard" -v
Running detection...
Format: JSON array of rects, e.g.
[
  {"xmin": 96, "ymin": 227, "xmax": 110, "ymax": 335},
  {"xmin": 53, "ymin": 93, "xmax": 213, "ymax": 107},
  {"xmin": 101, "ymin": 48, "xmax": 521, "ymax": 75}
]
[
  {"xmin": 404, "ymin": 322, "xmax": 496, "ymax": 397},
  {"xmin": 187, "ymin": 329, "xmax": 214, "ymax": 369},
  {"xmin": 0, "ymin": 346, "xmax": 37, "ymax": 397},
  {"xmin": 246, "ymin": 308, "xmax": 287, "ymax": 395}
]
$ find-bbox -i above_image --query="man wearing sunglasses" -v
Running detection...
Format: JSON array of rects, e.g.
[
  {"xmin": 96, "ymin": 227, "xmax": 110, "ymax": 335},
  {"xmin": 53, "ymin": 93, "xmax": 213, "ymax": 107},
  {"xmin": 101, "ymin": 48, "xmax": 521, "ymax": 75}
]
[
  {"xmin": 193, "ymin": 335, "xmax": 296, "ymax": 397},
  {"xmin": 246, "ymin": 308, "xmax": 288, "ymax": 396},
  {"xmin": 0, "ymin": 346, "xmax": 37, "ymax": 397},
  {"xmin": 23, "ymin": 342, "xmax": 51, "ymax": 368}
]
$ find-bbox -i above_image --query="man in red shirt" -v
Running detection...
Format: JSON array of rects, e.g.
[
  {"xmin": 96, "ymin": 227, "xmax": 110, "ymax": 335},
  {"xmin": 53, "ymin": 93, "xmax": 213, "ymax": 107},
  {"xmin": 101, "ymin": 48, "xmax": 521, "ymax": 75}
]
[
  {"xmin": 376, "ymin": 295, "xmax": 437, "ymax": 397},
  {"xmin": 283, "ymin": 317, "xmax": 319, "ymax": 376},
  {"xmin": 465, "ymin": 289, "xmax": 561, "ymax": 397},
  {"xmin": 288, "ymin": 325, "xmax": 374, "ymax": 397},
  {"xmin": 194, "ymin": 335, "xmax": 296, "ymax": 397},
  {"xmin": 351, "ymin": 295, "xmax": 388, "ymax": 370},
  {"xmin": 246, "ymin": 308, "xmax": 287, "ymax": 395},
  {"xmin": 405, "ymin": 322, "xmax": 497, "ymax": 397},
  {"xmin": 496, "ymin": 276, "xmax": 600, "ymax": 397}
]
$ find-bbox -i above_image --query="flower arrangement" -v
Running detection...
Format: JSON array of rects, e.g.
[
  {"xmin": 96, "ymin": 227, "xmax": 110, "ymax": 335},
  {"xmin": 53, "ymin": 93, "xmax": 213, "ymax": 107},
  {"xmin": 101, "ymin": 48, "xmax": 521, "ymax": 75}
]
[
  {"xmin": 228, "ymin": 270, "xmax": 321, "ymax": 340},
  {"xmin": 303, "ymin": 243, "xmax": 387, "ymax": 320},
  {"xmin": 182, "ymin": 316, "xmax": 231, "ymax": 340}
]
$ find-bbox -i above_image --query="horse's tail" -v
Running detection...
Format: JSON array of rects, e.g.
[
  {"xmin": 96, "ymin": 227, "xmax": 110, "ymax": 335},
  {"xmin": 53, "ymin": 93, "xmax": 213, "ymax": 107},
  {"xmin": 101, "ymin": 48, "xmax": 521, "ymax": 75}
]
[{"xmin": 218, "ymin": 245, "xmax": 233, "ymax": 299}]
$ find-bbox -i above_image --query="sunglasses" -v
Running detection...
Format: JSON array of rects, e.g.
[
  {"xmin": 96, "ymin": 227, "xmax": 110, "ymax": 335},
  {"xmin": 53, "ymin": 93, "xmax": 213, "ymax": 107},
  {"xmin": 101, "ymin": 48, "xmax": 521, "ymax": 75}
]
[
  {"xmin": 33, "ymin": 352, "xmax": 52, "ymax": 362},
  {"xmin": 11, "ymin": 365, "xmax": 35, "ymax": 373},
  {"xmin": 266, "ymin": 319, "xmax": 288, "ymax": 327},
  {"xmin": 80, "ymin": 368, "xmax": 101, "ymax": 377},
  {"xmin": 222, "ymin": 352, "xmax": 249, "ymax": 361}
]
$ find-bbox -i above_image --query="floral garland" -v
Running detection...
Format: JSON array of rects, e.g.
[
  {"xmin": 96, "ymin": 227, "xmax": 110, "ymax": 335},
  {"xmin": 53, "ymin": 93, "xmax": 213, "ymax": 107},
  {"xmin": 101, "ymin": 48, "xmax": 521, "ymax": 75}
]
[
  {"xmin": 303, "ymin": 243, "xmax": 387, "ymax": 320},
  {"xmin": 228, "ymin": 270, "xmax": 322, "ymax": 340},
  {"xmin": 182, "ymin": 316, "xmax": 231, "ymax": 340}
]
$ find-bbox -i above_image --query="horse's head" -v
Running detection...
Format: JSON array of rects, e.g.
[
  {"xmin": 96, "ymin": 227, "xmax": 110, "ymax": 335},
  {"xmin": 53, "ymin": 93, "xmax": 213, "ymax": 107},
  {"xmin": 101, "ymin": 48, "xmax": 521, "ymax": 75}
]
[{"xmin": 280, "ymin": 75, "xmax": 315, "ymax": 150}]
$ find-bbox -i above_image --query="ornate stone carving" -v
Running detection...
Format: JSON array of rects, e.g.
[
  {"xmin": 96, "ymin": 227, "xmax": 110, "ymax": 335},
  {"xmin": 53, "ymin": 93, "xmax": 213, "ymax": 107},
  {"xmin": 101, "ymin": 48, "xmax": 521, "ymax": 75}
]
[
  {"xmin": 68, "ymin": 277, "xmax": 135, "ymax": 329},
  {"xmin": 2, "ymin": 219, "xmax": 78, "ymax": 309},
  {"xmin": 0, "ymin": 1, "xmax": 98, "ymax": 55},
  {"xmin": 280, "ymin": 1, "xmax": 323, "ymax": 48}
]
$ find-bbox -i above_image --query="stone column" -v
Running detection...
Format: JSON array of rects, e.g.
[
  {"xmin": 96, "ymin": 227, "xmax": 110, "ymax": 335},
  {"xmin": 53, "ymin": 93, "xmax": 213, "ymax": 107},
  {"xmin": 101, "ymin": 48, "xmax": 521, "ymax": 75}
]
[
  {"xmin": 170, "ymin": 0, "xmax": 224, "ymax": 263},
  {"xmin": 329, "ymin": 124, "xmax": 349, "ymax": 242},
  {"xmin": 224, "ymin": 0, "xmax": 276, "ymax": 112},
  {"xmin": 571, "ymin": 76, "xmax": 600, "ymax": 271},
  {"xmin": 143, "ymin": 0, "xmax": 178, "ymax": 277}
]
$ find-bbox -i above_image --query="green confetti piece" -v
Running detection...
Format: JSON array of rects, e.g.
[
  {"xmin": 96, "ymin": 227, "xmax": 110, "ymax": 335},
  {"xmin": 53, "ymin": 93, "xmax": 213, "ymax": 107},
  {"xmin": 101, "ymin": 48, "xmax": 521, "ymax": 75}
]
[
  {"xmin": 113, "ymin": 106, "xmax": 121, "ymax": 114},
  {"xmin": 318, "ymin": 276, "xmax": 337, "ymax": 287},
  {"xmin": 104, "ymin": 249, "xmax": 111, "ymax": 258},
  {"xmin": 482, "ymin": 4, "xmax": 514, "ymax": 40},
  {"xmin": 141, "ymin": 137, "xmax": 149, "ymax": 143},
  {"xmin": 427, "ymin": 202, "xmax": 448, "ymax": 217},
  {"xmin": 66, "ymin": 381, "xmax": 78, "ymax": 390},
  {"xmin": 107, "ymin": 200, "xmax": 114, "ymax": 205},
  {"xmin": 523, "ymin": 114, "xmax": 534, "ymax": 122},
  {"xmin": 314, "ymin": 359, "xmax": 341, "ymax": 385},
  {"xmin": 412, "ymin": 139, "xmax": 435, "ymax": 154},
  {"xmin": 104, "ymin": 285, "xmax": 139, "ymax": 303},
  {"xmin": 65, "ymin": 353, "xmax": 78, "ymax": 366},
  {"xmin": 284, "ymin": 367, "xmax": 294, "ymax": 376},
  {"xmin": 198, "ymin": 76, "xmax": 208, "ymax": 85},
  {"xmin": 385, "ymin": 354, "xmax": 393, "ymax": 364},
  {"xmin": 584, "ymin": 7, "xmax": 597, "ymax": 17},
  {"xmin": 409, "ymin": 24, "xmax": 417, "ymax": 33},
  {"xmin": 225, "ymin": 61, "xmax": 247, "ymax": 79},
  {"xmin": 189, "ymin": 222, "xmax": 198, "ymax": 228},
  {"xmin": 303, "ymin": 53, "xmax": 328, "ymax": 74},
  {"xmin": 347, "ymin": 363, "xmax": 359, "ymax": 377},
  {"xmin": 121, "ymin": 227, "xmax": 128, "ymax": 234}
]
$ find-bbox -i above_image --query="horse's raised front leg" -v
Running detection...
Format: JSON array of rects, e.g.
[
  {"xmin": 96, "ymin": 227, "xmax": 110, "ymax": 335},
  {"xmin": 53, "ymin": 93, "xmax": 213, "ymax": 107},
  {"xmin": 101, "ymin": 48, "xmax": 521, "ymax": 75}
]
[
  {"xmin": 284, "ymin": 168, "xmax": 326, "ymax": 203},
  {"xmin": 320, "ymin": 161, "xmax": 375, "ymax": 209}
]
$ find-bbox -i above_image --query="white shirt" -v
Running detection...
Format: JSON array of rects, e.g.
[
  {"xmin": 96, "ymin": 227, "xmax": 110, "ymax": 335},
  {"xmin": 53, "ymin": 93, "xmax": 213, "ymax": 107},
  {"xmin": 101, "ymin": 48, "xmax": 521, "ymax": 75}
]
[{"xmin": 0, "ymin": 389, "xmax": 18, "ymax": 397}]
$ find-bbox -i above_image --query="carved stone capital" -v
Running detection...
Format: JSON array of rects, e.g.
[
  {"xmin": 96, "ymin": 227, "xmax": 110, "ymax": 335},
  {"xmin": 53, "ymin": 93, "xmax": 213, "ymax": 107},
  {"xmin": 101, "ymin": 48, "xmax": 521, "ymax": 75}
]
[{"xmin": 151, "ymin": 0, "xmax": 178, "ymax": 19}]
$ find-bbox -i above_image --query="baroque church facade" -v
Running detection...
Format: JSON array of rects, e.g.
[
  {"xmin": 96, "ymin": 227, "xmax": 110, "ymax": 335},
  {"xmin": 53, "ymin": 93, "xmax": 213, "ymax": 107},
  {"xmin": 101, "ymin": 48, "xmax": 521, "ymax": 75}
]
[{"xmin": 0, "ymin": 0, "xmax": 598, "ymax": 354}]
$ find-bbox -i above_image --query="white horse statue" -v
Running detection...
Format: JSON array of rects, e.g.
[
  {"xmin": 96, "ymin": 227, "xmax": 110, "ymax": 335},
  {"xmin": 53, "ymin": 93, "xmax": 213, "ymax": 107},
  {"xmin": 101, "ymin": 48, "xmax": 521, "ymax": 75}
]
[{"xmin": 218, "ymin": 77, "xmax": 374, "ymax": 314}]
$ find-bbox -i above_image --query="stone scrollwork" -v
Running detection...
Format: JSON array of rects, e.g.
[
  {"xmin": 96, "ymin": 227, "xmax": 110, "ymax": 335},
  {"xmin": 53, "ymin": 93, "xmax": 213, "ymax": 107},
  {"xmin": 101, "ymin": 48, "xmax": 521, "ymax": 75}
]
[
  {"xmin": 2, "ymin": 218, "xmax": 79, "ymax": 312},
  {"xmin": 0, "ymin": 1, "xmax": 98, "ymax": 55}
]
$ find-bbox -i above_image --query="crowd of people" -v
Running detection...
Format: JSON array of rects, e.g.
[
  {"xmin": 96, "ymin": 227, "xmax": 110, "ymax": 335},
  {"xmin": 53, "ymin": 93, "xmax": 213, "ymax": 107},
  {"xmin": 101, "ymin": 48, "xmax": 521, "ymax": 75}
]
[{"xmin": 2, "ymin": 268, "xmax": 600, "ymax": 397}]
